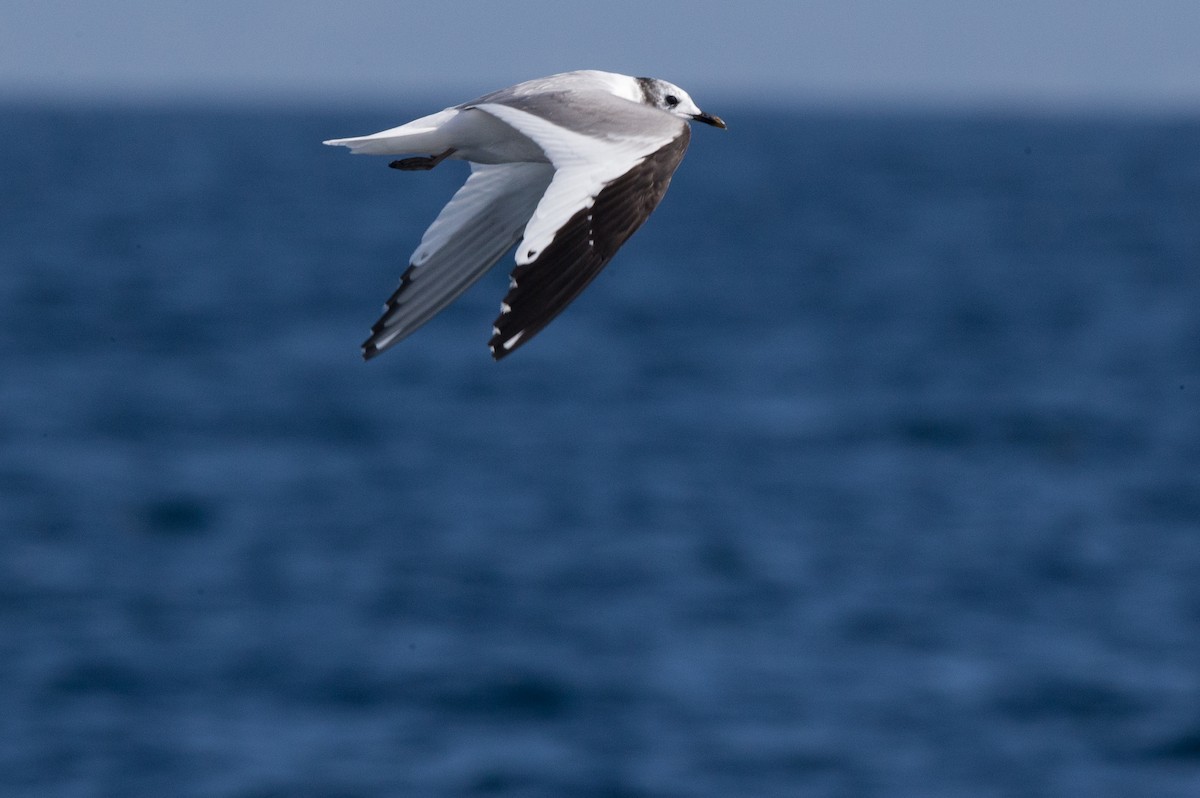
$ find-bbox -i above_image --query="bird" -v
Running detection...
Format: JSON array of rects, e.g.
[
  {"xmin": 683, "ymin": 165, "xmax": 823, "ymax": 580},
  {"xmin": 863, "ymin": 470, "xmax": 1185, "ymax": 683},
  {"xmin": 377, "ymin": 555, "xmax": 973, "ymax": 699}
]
[{"xmin": 324, "ymin": 69, "xmax": 726, "ymax": 361}]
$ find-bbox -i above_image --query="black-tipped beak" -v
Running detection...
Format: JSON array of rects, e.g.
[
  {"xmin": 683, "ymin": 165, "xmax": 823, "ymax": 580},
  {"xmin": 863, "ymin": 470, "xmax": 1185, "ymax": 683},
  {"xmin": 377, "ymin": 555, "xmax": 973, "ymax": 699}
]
[{"xmin": 693, "ymin": 111, "xmax": 727, "ymax": 129}]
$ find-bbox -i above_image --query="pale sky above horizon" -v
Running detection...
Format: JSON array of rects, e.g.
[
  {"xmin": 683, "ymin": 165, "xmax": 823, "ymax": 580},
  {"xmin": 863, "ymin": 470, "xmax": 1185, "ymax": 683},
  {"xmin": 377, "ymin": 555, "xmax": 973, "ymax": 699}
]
[{"xmin": 3, "ymin": 1, "xmax": 1200, "ymax": 109}]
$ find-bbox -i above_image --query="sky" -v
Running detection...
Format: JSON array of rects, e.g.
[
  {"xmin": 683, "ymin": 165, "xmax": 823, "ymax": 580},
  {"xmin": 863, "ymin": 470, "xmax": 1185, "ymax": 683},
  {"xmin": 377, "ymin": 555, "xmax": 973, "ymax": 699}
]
[{"xmin": 3, "ymin": 0, "xmax": 1200, "ymax": 110}]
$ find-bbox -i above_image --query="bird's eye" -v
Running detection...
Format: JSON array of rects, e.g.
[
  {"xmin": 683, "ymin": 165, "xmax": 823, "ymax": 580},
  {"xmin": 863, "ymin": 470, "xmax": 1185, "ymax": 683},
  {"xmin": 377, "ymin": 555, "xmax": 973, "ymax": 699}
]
[{"xmin": 665, "ymin": 94, "xmax": 679, "ymax": 107}]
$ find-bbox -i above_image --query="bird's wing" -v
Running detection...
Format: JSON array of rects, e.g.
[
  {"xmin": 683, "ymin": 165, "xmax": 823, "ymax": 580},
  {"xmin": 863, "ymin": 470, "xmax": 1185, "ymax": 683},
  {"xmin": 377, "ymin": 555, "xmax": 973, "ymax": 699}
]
[
  {"xmin": 470, "ymin": 100, "xmax": 690, "ymax": 359},
  {"xmin": 362, "ymin": 161, "xmax": 555, "ymax": 359}
]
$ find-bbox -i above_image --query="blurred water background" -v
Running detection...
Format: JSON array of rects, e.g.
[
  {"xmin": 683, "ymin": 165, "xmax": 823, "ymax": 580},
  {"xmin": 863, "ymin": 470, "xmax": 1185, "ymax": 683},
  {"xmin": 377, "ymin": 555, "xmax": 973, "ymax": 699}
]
[{"xmin": 1, "ymin": 102, "xmax": 1199, "ymax": 797}]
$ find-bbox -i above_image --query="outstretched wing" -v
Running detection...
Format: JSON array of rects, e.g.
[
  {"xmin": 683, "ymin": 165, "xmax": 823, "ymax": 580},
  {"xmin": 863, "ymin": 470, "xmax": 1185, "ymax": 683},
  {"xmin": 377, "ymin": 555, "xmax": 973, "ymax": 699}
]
[
  {"xmin": 470, "ymin": 100, "xmax": 690, "ymax": 359},
  {"xmin": 362, "ymin": 161, "xmax": 554, "ymax": 359}
]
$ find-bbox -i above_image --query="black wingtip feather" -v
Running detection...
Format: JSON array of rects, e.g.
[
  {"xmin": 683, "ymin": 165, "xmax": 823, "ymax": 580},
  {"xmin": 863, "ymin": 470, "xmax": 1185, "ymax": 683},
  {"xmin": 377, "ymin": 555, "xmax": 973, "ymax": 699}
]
[{"xmin": 487, "ymin": 130, "xmax": 691, "ymax": 359}]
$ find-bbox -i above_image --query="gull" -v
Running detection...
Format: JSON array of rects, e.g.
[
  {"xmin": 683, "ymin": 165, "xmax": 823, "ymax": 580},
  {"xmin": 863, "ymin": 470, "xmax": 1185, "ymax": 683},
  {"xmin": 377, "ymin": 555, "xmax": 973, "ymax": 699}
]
[{"xmin": 324, "ymin": 70, "xmax": 726, "ymax": 360}]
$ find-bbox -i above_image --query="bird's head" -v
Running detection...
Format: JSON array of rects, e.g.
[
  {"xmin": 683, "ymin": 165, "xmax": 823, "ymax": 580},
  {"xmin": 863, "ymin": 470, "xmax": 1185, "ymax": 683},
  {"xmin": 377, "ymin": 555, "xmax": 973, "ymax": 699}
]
[{"xmin": 637, "ymin": 77, "xmax": 726, "ymax": 129}]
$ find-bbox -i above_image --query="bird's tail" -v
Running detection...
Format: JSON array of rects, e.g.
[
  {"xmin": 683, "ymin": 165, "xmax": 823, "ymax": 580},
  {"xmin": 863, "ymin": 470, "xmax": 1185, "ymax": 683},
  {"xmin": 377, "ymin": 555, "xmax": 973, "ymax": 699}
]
[{"xmin": 323, "ymin": 109, "xmax": 457, "ymax": 155}]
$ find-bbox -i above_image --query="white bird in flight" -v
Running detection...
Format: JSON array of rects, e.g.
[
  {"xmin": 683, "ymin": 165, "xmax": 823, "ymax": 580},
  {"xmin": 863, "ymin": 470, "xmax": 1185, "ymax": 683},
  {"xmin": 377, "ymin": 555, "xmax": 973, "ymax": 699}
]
[{"xmin": 324, "ymin": 70, "xmax": 726, "ymax": 360}]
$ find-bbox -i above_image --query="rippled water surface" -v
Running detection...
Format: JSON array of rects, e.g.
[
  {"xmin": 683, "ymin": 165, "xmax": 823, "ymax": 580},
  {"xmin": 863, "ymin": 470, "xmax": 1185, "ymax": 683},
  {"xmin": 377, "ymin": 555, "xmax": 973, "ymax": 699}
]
[{"xmin": 2, "ymin": 103, "xmax": 1199, "ymax": 797}]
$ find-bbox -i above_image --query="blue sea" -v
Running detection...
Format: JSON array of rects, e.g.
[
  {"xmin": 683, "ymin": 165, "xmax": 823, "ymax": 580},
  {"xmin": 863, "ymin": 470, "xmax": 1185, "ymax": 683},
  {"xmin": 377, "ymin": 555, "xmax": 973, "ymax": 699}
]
[{"xmin": 2, "ymin": 101, "xmax": 1199, "ymax": 797}]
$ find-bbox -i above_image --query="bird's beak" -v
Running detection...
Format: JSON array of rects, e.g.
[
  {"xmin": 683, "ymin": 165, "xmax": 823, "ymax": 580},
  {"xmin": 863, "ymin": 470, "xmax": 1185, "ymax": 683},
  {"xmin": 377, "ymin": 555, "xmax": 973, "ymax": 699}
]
[{"xmin": 693, "ymin": 111, "xmax": 727, "ymax": 129}]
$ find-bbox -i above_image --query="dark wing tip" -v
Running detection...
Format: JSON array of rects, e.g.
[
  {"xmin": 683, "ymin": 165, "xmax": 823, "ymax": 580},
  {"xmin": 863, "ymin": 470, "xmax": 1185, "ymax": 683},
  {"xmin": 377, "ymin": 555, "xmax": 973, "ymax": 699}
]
[
  {"xmin": 485, "ymin": 131, "xmax": 692, "ymax": 361},
  {"xmin": 358, "ymin": 265, "xmax": 418, "ymax": 362},
  {"xmin": 487, "ymin": 327, "xmax": 526, "ymax": 360}
]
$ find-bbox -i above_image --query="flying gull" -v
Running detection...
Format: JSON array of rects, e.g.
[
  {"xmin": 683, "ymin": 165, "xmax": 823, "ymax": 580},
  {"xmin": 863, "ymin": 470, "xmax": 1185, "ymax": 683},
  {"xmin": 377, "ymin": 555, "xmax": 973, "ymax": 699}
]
[{"xmin": 324, "ymin": 70, "xmax": 726, "ymax": 360}]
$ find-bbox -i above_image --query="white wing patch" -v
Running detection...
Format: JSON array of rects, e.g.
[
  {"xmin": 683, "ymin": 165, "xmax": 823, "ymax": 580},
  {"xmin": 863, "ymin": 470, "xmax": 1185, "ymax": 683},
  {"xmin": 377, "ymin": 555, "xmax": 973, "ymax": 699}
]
[
  {"xmin": 471, "ymin": 102, "xmax": 671, "ymax": 266},
  {"xmin": 408, "ymin": 161, "xmax": 549, "ymax": 267},
  {"xmin": 362, "ymin": 161, "xmax": 553, "ymax": 357}
]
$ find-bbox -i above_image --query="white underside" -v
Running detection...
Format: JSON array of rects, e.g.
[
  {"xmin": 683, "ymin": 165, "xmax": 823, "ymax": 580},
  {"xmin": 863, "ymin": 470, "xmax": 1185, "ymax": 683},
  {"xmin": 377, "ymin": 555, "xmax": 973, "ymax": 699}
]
[{"xmin": 367, "ymin": 161, "xmax": 554, "ymax": 349}]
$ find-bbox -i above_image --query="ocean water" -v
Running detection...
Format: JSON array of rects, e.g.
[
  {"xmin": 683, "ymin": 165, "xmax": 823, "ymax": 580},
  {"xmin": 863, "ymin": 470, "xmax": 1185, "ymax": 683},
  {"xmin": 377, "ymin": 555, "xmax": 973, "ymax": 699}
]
[{"xmin": 1, "ymin": 101, "xmax": 1199, "ymax": 797}]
